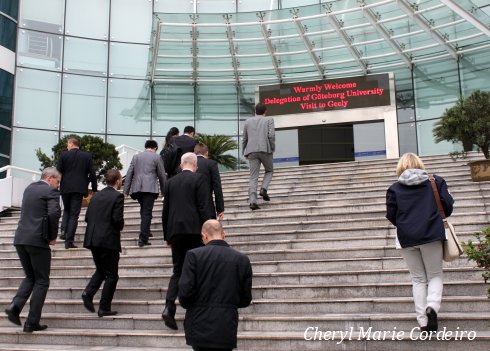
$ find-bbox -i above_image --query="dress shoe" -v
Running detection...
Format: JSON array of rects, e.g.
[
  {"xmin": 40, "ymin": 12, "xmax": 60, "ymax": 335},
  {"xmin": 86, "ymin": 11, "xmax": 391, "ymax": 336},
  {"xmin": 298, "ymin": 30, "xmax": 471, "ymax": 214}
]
[
  {"xmin": 23, "ymin": 323, "xmax": 48, "ymax": 333},
  {"xmin": 259, "ymin": 188, "xmax": 270, "ymax": 201},
  {"xmin": 138, "ymin": 241, "xmax": 151, "ymax": 247},
  {"xmin": 65, "ymin": 244, "xmax": 78, "ymax": 249},
  {"xmin": 426, "ymin": 307, "xmax": 438, "ymax": 332},
  {"xmin": 81, "ymin": 292, "xmax": 95, "ymax": 313},
  {"xmin": 161, "ymin": 303, "xmax": 178, "ymax": 330},
  {"xmin": 249, "ymin": 203, "xmax": 260, "ymax": 211},
  {"xmin": 148, "ymin": 233, "xmax": 153, "ymax": 238},
  {"xmin": 420, "ymin": 326, "xmax": 428, "ymax": 332},
  {"xmin": 59, "ymin": 232, "xmax": 66, "ymax": 240},
  {"xmin": 98, "ymin": 310, "xmax": 117, "ymax": 317},
  {"xmin": 5, "ymin": 304, "xmax": 21, "ymax": 326}
]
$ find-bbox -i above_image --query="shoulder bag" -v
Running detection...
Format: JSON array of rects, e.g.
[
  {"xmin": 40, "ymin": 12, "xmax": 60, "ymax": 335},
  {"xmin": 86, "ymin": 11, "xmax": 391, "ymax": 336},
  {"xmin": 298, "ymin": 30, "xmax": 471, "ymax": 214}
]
[{"xmin": 429, "ymin": 176, "xmax": 463, "ymax": 262}]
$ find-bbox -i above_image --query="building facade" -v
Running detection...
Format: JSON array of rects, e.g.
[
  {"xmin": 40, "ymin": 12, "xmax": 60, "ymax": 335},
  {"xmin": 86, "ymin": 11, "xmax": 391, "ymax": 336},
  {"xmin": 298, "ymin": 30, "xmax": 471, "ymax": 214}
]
[{"xmin": 2, "ymin": 0, "xmax": 490, "ymax": 171}]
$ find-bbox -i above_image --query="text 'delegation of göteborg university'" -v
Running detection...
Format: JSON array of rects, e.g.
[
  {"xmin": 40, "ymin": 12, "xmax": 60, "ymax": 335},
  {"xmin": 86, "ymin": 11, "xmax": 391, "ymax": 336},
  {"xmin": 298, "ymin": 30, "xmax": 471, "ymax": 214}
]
[{"xmin": 258, "ymin": 73, "xmax": 391, "ymax": 117}]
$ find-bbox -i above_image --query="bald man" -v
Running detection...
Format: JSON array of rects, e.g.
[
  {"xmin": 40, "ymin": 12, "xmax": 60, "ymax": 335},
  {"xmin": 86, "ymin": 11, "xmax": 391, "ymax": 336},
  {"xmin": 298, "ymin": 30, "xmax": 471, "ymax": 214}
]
[{"xmin": 179, "ymin": 220, "xmax": 253, "ymax": 351}]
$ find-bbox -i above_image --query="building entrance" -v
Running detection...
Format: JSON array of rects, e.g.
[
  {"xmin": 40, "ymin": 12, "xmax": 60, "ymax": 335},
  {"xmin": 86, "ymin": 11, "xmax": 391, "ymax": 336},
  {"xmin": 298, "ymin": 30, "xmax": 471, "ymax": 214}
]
[{"xmin": 298, "ymin": 124, "xmax": 354, "ymax": 165}]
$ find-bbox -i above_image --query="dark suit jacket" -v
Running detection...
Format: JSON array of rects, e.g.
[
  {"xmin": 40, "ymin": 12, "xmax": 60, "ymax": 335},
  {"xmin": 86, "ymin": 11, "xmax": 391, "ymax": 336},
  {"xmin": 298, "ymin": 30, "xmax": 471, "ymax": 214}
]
[
  {"xmin": 196, "ymin": 155, "xmax": 224, "ymax": 217},
  {"xmin": 14, "ymin": 181, "xmax": 61, "ymax": 249},
  {"xmin": 174, "ymin": 135, "xmax": 198, "ymax": 154},
  {"xmin": 57, "ymin": 148, "xmax": 97, "ymax": 195},
  {"xmin": 179, "ymin": 240, "xmax": 253, "ymax": 349},
  {"xmin": 84, "ymin": 187, "xmax": 124, "ymax": 252},
  {"xmin": 162, "ymin": 170, "xmax": 210, "ymax": 242}
]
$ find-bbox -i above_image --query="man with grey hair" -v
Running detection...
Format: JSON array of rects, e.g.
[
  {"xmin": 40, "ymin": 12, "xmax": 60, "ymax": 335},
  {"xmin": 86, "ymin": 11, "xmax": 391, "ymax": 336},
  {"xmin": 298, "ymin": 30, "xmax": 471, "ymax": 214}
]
[
  {"xmin": 161, "ymin": 152, "xmax": 211, "ymax": 330},
  {"xmin": 5, "ymin": 167, "xmax": 61, "ymax": 332}
]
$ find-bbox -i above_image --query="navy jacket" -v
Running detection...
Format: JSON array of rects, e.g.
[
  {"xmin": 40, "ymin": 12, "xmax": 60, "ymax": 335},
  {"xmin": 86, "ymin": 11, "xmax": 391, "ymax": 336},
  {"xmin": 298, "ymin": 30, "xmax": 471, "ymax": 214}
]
[
  {"xmin": 386, "ymin": 174, "xmax": 454, "ymax": 248},
  {"xmin": 196, "ymin": 155, "xmax": 224, "ymax": 217},
  {"xmin": 14, "ymin": 181, "xmax": 61, "ymax": 249},
  {"xmin": 179, "ymin": 240, "xmax": 252, "ymax": 349}
]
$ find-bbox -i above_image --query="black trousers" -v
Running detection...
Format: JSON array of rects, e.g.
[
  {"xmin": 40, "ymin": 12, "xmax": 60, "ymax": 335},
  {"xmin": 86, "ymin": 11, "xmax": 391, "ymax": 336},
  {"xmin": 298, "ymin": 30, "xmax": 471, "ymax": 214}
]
[
  {"xmin": 193, "ymin": 348, "xmax": 232, "ymax": 351},
  {"xmin": 165, "ymin": 235, "xmax": 203, "ymax": 303},
  {"xmin": 12, "ymin": 245, "xmax": 51, "ymax": 325},
  {"xmin": 84, "ymin": 247, "xmax": 120, "ymax": 311},
  {"xmin": 134, "ymin": 192, "xmax": 156, "ymax": 244},
  {"xmin": 61, "ymin": 192, "xmax": 83, "ymax": 246}
]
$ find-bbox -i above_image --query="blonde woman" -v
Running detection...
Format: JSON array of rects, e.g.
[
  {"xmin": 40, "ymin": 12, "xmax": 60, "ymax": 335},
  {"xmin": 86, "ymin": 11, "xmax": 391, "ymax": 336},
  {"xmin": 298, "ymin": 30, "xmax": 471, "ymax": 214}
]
[{"xmin": 386, "ymin": 153, "xmax": 454, "ymax": 332}]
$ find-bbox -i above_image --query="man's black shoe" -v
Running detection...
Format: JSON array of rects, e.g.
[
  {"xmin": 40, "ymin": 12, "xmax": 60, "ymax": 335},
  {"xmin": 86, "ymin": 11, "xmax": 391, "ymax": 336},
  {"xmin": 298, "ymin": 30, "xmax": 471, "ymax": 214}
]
[
  {"xmin": 426, "ymin": 307, "xmax": 438, "ymax": 332},
  {"xmin": 259, "ymin": 188, "xmax": 270, "ymax": 201},
  {"xmin": 162, "ymin": 303, "xmax": 178, "ymax": 330},
  {"xmin": 138, "ymin": 241, "xmax": 151, "ymax": 247},
  {"xmin": 23, "ymin": 323, "xmax": 48, "ymax": 333},
  {"xmin": 65, "ymin": 244, "xmax": 78, "ymax": 249},
  {"xmin": 59, "ymin": 232, "xmax": 66, "ymax": 240},
  {"xmin": 98, "ymin": 310, "xmax": 117, "ymax": 317},
  {"xmin": 5, "ymin": 305, "xmax": 21, "ymax": 326},
  {"xmin": 81, "ymin": 293, "xmax": 95, "ymax": 313},
  {"xmin": 250, "ymin": 203, "xmax": 260, "ymax": 211}
]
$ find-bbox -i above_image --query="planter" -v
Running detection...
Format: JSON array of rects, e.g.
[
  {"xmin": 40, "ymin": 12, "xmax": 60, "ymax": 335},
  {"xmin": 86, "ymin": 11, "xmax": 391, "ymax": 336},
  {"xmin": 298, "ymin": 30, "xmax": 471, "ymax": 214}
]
[{"xmin": 468, "ymin": 160, "xmax": 490, "ymax": 182}]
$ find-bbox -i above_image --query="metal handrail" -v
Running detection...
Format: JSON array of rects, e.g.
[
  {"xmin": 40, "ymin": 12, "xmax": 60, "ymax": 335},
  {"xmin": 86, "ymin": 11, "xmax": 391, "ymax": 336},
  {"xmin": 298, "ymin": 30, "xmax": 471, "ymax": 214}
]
[{"xmin": 0, "ymin": 166, "xmax": 41, "ymax": 180}]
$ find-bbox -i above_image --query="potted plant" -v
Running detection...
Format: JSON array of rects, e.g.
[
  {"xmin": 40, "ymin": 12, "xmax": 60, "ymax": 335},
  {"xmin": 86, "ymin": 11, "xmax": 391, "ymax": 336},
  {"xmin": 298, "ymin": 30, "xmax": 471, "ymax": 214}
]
[
  {"xmin": 195, "ymin": 134, "xmax": 239, "ymax": 170},
  {"xmin": 464, "ymin": 226, "xmax": 490, "ymax": 298},
  {"xmin": 36, "ymin": 134, "xmax": 123, "ymax": 206},
  {"xmin": 433, "ymin": 90, "xmax": 490, "ymax": 181}
]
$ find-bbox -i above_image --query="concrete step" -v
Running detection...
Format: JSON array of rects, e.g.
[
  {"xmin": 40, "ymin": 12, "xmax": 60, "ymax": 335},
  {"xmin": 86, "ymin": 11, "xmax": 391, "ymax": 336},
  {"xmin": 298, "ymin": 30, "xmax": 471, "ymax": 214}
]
[
  {"xmin": 0, "ymin": 266, "xmax": 484, "ymax": 289},
  {"xmin": 1, "ymin": 312, "xmax": 489, "ymax": 333},
  {"xmin": 0, "ymin": 327, "xmax": 488, "ymax": 351}
]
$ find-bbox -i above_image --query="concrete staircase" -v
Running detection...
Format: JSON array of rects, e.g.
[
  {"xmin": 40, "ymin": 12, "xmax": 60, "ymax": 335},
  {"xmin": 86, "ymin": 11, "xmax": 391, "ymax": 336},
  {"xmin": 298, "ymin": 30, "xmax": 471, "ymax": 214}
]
[{"xmin": 0, "ymin": 154, "xmax": 489, "ymax": 350}]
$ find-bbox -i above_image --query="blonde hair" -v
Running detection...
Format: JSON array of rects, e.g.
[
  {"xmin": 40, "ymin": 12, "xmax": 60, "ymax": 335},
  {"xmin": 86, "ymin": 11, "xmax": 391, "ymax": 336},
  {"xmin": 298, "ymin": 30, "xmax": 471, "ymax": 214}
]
[{"xmin": 395, "ymin": 152, "xmax": 425, "ymax": 176}]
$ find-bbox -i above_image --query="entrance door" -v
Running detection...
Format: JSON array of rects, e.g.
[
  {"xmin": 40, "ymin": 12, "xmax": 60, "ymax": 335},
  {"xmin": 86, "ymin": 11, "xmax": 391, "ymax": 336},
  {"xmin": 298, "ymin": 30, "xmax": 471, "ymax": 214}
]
[{"xmin": 298, "ymin": 124, "xmax": 354, "ymax": 165}]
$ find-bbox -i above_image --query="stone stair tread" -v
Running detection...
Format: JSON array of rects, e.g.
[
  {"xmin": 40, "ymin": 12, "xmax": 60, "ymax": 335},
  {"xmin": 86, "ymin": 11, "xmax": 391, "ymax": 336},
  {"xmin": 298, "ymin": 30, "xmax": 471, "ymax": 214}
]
[{"xmin": 0, "ymin": 344, "xmax": 188, "ymax": 351}]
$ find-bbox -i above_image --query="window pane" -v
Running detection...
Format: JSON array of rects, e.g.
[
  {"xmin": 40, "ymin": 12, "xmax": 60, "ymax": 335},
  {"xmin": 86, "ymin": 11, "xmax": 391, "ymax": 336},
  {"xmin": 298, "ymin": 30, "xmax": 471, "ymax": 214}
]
[
  {"xmin": 64, "ymin": 37, "xmax": 108, "ymax": 76},
  {"xmin": 65, "ymin": 0, "xmax": 109, "ymax": 40},
  {"xmin": 417, "ymin": 119, "xmax": 460, "ymax": 156},
  {"xmin": 110, "ymin": 0, "xmax": 152, "ymax": 44},
  {"xmin": 13, "ymin": 68, "xmax": 61, "ymax": 130},
  {"xmin": 460, "ymin": 51, "xmax": 490, "ymax": 97},
  {"xmin": 0, "ymin": 15, "xmax": 16, "ymax": 51},
  {"xmin": 107, "ymin": 135, "xmax": 147, "ymax": 151},
  {"xmin": 61, "ymin": 74, "xmax": 107, "ymax": 134},
  {"xmin": 197, "ymin": 0, "xmax": 236, "ymax": 13},
  {"xmin": 152, "ymin": 84, "xmax": 194, "ymax": 137},
  {"xmin": 0, "ymin": 0, "xmax": 19, "ymax": 19},
  {"xmin": 0, "ymin": 128, "xmax": 11, "ymax": 156},
  {"xmin": 0, "ymin": 69, "xmax": 13, "ymax": 127},
  {"xmin": 154, "ymin": 0, "xmax": 193, "ymax": 13},
  {"xmin": 398, "ymin": 122, "xmax": 417, "ymax": 155},
  {"xmin": 17, "ymin": 29, "xmax": 62, "ymax": 71},
  {"xmin": 109, "ymin": 42, "xmax": 150, "ymax": 79},
  {"xmin": 413, "ymin": 60, "xmax": 460, "ymax": 121},
  {"xmin": 238, "ymin": 0, "xmax": 279, "ymax": 12},
  {"xmin": 11, "ymin": 128, "xmax": 59, "ymax": 170},
  {"xmin": 19, "ymin": 0, "xmax": 64, "ymax": 34},
  {"xmin": 195, "ymin": 84, "xmax": 238, "ymax": 135},
  {"xmin": 107, "ymin": 78, "xmax": 150, "ymax": 136}
]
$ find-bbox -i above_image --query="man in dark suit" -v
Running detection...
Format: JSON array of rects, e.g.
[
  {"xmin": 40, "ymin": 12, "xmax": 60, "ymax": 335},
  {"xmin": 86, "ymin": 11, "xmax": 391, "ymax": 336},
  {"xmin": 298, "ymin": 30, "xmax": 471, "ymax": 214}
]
[
  {"xmin": 194, "ymin": 142, "xmax": 225, "ymax": 220},
  {"xmin": 174, "ymin": 125, "xmax": 198, "ymax": 154},
  {"xmin": 179, "ymin": 220, "xmax": 253, "ymax": 351},
  {"xmin": 124, "ymin": 140, "xmax": 166, "ymax": 247},
  {"xmin": 82, "ymin": 170, "xmax": 124, "ymax": 317},
  {"xmin": 5, "ymin": 167, "xmax": 61, "ymax": 333},
  {"xmin": 161, "ymin": 152, "xmax": 211, "ymax": 330},
  {"xmin": 57, "ymin": 137, "xmax": 97, "ymax": 249}
]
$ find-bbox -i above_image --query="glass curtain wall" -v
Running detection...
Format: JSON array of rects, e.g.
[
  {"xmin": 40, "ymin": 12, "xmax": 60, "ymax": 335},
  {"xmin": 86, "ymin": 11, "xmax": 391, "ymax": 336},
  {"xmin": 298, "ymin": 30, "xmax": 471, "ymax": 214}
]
[
  {"xmin": 9, "ymin": 0, "xmax": 490, "ymax": 171},
  {"xmin": 0, "ymin": 0, "xmax": 18, "ymax": 172}
]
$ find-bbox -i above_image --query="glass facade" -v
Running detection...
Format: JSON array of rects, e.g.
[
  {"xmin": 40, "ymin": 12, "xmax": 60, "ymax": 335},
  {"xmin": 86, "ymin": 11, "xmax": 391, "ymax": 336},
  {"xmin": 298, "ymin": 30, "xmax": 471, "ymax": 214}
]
[
  {"xmin": 5, "ymin": 0, "xmax": 490, "ymax": 171},
  {"xmin": 0, "ymin": 0, "xmax": 17, "ymax": 173}
]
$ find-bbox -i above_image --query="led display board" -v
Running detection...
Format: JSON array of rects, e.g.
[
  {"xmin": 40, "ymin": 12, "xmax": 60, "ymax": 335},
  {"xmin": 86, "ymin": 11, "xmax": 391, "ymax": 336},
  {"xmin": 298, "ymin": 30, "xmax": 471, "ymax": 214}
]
[{"xmin": 259, "ymin": 73, "xmax": 391, "ymax": 116}]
